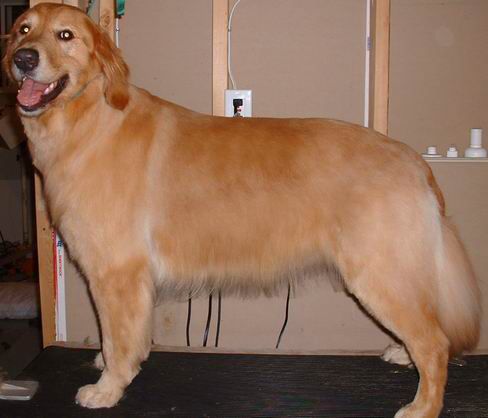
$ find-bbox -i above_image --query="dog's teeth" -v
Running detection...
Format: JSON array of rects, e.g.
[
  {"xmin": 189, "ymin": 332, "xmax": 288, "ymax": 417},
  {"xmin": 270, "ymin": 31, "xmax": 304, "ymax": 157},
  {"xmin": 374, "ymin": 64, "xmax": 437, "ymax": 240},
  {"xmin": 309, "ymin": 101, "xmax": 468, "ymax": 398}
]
[{"xmin": 43, "ymin": 82, "xmax": 56, "ymax": 95}]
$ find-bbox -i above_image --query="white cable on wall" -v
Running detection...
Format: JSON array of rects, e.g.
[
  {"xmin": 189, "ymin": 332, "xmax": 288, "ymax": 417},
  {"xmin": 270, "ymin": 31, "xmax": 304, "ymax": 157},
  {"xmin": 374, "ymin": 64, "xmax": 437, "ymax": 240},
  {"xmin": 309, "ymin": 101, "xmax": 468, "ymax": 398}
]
[
  {"xmin": 364, "ymin": 0, "xmax": 371, "ymax": 128},
  {"xmin": 228, "ymin": 0, "xmax": 242, "ymax": 90},
  {"xmin": 115, "ymin": 18, "xmax": 120, "ymax": 47}
]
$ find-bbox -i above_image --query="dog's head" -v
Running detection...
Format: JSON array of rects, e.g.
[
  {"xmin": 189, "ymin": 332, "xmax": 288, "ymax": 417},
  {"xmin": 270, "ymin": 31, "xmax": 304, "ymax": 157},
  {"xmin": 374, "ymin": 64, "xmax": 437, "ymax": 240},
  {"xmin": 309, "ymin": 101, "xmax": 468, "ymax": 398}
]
[{"xmin": 4, "ymin": 3, "xmax": 129, "ymax": 117}]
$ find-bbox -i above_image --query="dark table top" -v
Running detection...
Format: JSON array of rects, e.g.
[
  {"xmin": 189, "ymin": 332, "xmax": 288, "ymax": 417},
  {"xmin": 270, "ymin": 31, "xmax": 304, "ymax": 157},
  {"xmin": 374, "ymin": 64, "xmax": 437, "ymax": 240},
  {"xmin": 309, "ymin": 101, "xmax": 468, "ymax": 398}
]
[{"xmin": 0, "ymin": 346, "xmax": 487, "ymax": 417}]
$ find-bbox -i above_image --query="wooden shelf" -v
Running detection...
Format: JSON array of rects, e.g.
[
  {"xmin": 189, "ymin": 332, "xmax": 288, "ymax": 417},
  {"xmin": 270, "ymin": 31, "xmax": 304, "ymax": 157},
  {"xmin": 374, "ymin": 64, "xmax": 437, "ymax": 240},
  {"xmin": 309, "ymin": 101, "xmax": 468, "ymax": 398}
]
[{"xmin": 423, "ymin": 157, "xmax": 488, "ymax": 163}]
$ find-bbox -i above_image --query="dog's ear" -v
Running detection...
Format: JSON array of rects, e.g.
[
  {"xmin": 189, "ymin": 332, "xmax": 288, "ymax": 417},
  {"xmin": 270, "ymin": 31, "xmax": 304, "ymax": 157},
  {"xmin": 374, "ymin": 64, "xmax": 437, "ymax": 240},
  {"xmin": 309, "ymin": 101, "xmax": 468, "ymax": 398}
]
[{"xmin": 92, "ymin": 25, "xmax": 130, "ymax": 110}]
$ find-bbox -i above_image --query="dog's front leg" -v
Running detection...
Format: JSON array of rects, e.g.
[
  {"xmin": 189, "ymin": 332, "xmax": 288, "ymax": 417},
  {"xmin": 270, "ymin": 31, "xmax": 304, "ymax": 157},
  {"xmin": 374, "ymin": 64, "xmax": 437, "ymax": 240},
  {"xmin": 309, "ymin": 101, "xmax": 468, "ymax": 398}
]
[{"xmin": 76, "ymin": 262, "xmax": 154, "ymax": 408}]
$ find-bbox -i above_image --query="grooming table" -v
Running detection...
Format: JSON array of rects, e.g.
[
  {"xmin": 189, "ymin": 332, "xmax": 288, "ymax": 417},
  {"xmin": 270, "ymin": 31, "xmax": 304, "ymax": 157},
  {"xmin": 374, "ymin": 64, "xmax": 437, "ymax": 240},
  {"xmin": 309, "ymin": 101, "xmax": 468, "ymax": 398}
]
[{"xmin": 0, "ymin": 346, "xmax": 487, "ymax": 417}]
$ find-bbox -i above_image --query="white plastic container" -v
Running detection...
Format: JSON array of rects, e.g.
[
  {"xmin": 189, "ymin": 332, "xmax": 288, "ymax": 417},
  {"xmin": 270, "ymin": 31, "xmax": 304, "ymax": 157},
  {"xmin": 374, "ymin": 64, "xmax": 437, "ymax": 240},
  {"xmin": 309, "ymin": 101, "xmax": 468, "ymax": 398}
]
[
  {"xmin": 464, "ymin": 128, "xmax": 487, "ymax": 158},
  {"xmin": 422, "ymin": 145, "xmax": 442, "ymax": 158},
  {"xmin": 446, "ymin": 146, "xmax": 459, "ymax": 158}
]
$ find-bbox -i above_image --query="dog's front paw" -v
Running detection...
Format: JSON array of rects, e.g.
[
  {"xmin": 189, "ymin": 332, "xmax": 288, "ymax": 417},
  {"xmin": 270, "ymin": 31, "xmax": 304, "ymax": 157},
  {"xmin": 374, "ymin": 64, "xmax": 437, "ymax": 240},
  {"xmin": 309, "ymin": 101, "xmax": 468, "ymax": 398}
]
[
  {"xmin": 75, "ymin": 383, "xmax": 123, "ymax": 408},
  {"xmin": 394, "ymin": 403, "xmax": 427, "ymax": 418},
  {"xmin": 381, "ymin": 343, "xmax": 413, "ymax": 367},
  {"xmin": 394, "ymin": 404, "xmax": 412, "ymax": 418}
]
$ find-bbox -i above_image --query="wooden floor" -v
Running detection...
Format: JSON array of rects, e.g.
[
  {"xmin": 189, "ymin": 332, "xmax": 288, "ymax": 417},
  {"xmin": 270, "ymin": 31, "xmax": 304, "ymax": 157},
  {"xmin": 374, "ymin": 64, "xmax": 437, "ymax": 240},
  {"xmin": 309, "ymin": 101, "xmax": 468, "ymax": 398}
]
[{"xmin": 1, "ymin": 346, "xmax": 487, "ymax": 417}]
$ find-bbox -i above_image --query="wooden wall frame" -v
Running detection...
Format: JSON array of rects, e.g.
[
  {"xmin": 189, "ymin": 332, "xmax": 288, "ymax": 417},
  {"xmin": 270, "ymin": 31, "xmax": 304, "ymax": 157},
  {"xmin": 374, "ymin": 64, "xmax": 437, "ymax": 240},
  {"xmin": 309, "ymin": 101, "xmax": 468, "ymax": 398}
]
[
  {"xmin": 371, "ymin": 0, "xmax": 391, "ymax": 135},
  {"xmin": 99, "ymin": 0, "xmax": 115, "ymax": 39},
  {"xmin": 33, "ymin": 0, "xmax": 392, "ymax": 347},
  {"xmin": 212, "ymin": 0, "xmax": 228, "ymax": 116},
  {"xmin": 34, "ymin": 173, "xmax": 56, "ymax": 347}
]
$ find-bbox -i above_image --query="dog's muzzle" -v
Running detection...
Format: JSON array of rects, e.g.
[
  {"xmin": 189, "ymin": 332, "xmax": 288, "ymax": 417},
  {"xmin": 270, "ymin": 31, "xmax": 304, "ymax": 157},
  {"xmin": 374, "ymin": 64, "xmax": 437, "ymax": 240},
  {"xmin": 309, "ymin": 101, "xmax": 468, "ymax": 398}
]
[{"xmin": 12, "ymin": 48, "xmax": 69, "ymax": 113}]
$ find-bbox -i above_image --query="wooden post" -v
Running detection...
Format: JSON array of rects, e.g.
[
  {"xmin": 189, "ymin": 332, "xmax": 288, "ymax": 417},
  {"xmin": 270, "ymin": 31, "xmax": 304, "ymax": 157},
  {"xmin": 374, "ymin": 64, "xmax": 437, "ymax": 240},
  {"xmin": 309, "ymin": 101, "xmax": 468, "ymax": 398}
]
[
  {"xmin": 371, "ymin": 0, "xmax": 390, "ymax": 135},
  {"xmin": 99, "ymin": 0, "xmax": 115, "ymax": 40},
  {"xmin": 34, "ymin": 175, "xmax": 56, "ymax": 347},
  {"xmin": 62, "ymin": 0, "xmax": 81, "ymax": 6},
  {"xmin": 212, "ymin": 0, "xmax": 228, "ymax": 116}
]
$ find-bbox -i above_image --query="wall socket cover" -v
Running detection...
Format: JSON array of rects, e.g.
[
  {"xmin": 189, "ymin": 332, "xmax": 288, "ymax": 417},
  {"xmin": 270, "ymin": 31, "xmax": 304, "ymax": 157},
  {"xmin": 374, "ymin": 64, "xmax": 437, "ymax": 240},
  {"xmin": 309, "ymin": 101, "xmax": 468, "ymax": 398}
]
[{"xmin": 225, "ymin": 89, "xmax": 252, "ymax": 117}]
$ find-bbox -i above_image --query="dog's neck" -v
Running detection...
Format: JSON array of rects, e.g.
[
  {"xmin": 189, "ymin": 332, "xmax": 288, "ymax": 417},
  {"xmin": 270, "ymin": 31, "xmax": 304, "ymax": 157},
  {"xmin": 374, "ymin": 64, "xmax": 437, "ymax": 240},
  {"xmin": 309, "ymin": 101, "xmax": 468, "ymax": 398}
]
[{"xmin": 66, "ymin": 74, "xmax": 104, "ymax": 105}]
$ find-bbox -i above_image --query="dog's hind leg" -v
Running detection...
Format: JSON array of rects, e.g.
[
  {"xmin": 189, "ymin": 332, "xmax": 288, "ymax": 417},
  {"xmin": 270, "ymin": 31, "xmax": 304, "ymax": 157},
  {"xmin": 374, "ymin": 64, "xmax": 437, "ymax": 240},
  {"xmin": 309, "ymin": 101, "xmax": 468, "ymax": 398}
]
[
  {"xmin": 76, "ymin": 261, "xmax": 154, "ymax": 408},
  {"xmin": 347, "ymin": 267, "xmax": 449, "ymax": 418}
]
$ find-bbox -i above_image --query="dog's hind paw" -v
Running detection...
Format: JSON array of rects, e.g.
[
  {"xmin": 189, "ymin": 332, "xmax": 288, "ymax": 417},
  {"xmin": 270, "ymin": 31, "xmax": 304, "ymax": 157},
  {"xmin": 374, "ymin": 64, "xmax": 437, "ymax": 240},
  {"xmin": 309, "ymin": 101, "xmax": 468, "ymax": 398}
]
[
  {"xmin": 93, "ymin": 352, "xmax": 105, "ymax": 370},
  {"xmin": 75, "ymin": 383, "xmax": 123, "ymax": 408},
  {"xmin": 381, "ymin": 343, "xmax": 413, "ymax": 367}
]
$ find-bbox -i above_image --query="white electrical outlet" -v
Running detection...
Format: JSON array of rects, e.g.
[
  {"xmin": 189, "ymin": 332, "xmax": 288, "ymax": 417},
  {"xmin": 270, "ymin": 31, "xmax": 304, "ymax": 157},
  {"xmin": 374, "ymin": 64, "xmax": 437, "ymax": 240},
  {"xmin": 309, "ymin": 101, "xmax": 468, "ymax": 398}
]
[{"xmin": 225, "ymin": 90, "xmax": 252, "ymax": 117}]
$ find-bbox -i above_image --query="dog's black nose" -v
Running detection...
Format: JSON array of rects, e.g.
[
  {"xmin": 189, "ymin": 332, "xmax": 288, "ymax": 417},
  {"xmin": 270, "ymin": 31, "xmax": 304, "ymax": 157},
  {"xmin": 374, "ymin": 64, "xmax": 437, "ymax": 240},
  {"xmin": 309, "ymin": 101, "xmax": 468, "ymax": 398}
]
[{"xmin": 13, "ymin": 48, "xmax": 39, "ymax": 73}]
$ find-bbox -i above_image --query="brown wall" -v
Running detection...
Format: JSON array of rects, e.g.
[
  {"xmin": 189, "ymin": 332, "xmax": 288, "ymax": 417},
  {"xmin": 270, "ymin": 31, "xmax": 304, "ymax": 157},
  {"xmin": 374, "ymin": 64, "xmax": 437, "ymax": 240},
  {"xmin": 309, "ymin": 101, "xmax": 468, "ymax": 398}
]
[
  {"xmin": 390, "ymin": 0, "xmax": 488, "ymax": 153},
  {"xmin": 65, "ymin": 0, "xmax": 488, "ymax": 352},
  {"xmin": 230, "ymin": 0, "xmax": 366, "ymax": 122},
  {"xmin": 0, "ymin": 150, "xmax": 23, "ymax": 243},
  {"xmin": 1, "ymin": 94, "xmax": 24, "ymax": 243},
  {"xmin": 120, "ymin": 0, "xmax": 212, "ymax": 114}
]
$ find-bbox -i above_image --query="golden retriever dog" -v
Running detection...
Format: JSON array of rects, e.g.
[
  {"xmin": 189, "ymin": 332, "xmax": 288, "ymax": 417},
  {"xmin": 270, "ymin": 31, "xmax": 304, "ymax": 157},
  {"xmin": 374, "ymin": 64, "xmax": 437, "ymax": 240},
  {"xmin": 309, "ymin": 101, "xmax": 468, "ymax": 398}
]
[{"xmin": 5, "ymin": 4, "xmax": 481, "ymax": 417}]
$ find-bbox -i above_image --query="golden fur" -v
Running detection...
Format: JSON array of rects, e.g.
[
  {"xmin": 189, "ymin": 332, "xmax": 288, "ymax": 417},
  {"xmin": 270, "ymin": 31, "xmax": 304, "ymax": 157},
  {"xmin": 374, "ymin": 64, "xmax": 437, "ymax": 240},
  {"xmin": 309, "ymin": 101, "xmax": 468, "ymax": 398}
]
[{"xmin": 5, "ymin": 4, "xmax": 481, "ymax": 417}]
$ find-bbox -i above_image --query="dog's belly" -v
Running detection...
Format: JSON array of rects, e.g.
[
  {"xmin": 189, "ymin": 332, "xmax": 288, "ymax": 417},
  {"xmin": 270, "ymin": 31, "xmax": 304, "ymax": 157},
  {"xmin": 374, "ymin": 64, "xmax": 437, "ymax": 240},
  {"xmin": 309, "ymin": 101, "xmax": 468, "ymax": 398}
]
[
  {"xmin": 147, "ymin": 197, "xmax": 337, "ymax": 290},
  {"xmin": 149, "ymin": 224, "xmax": 341, "ymax": 298},
  {"xmin": 147, "ymin": 169, "xmax": 347, "ymax": 294}
]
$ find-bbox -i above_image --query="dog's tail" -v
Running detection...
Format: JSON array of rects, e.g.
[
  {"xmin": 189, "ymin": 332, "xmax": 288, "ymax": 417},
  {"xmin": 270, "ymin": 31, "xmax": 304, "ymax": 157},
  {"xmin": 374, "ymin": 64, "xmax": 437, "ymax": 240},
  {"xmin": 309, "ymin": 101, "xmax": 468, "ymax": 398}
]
[{"xmin": 435, "ymin": 216, "xmax": 481, "ymax": 356}]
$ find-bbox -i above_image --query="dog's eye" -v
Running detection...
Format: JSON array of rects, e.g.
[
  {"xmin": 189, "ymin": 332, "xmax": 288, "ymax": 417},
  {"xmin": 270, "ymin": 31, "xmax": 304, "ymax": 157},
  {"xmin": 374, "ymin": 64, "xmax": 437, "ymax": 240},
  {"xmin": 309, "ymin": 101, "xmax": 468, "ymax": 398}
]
[
  {"xmin": 58, "ymin": 30, "xmax": 74, "ymax": 41},
  {"xmin": 19, "ymin": 25, "xmax": 30, "ymax": 35}
]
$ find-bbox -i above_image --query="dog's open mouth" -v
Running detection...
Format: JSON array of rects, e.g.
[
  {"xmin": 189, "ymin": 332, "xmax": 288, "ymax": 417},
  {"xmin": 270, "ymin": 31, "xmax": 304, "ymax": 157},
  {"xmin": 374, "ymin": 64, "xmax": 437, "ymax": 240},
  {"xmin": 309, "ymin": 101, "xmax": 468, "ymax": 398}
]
[{"xmin": 17, "ymin": 75, "xmax": 69, "ymax": 112}]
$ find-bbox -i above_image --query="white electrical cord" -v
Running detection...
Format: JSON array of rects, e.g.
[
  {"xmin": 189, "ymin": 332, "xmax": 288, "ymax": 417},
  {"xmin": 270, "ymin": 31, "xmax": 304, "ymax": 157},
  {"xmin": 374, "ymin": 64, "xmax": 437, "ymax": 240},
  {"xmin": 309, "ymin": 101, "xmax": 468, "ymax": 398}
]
[
  {"xmin": 363, "ymin": 0, "xmax": 371, "ymax": 127},
  {"xmin": 115, "ymin": 18, "xmax": 120, "ymax": 48},
  {"xmin": 228, "ymin": 0, "xmax": 242, "ymax": 90}
]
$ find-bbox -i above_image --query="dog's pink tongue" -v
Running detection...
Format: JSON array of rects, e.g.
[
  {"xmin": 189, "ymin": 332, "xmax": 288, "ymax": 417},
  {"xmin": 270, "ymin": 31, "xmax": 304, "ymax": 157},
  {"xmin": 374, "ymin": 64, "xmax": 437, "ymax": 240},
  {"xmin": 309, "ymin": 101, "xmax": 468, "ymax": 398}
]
[{"xmin": 17, "ymin": 78, "xmax": 48, "ymax": 107}]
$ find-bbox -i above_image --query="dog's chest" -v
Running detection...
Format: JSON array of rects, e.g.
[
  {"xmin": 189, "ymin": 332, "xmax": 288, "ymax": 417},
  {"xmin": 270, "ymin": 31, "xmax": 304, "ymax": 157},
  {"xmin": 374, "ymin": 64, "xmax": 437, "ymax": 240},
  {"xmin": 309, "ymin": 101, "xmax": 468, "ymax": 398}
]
[{"xmin": 42, "ymin": 151, "xmax": 147, "ymax": 272}]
